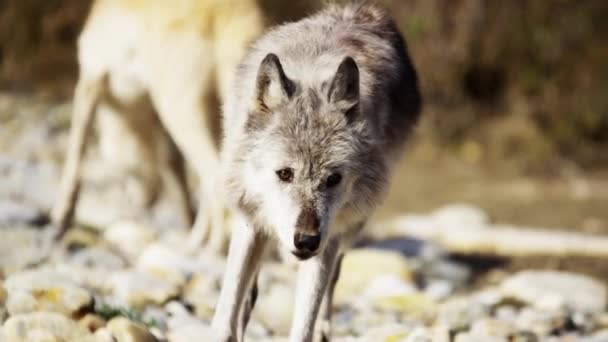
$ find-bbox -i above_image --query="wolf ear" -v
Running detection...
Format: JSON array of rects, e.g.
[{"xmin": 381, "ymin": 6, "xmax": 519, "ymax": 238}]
[
  {"xmin": 255, "ymin": 53, "xmax": 294, "ymax": 111},
  {"xmin": 328, "ymin": 56, "xmax": 359, "ymax": 114}
]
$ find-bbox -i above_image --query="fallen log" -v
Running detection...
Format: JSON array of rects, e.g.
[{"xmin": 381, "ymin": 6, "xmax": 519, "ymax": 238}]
[{"xmin": 378, "ymin": 215, "xmax": 608, "ymax": 259}]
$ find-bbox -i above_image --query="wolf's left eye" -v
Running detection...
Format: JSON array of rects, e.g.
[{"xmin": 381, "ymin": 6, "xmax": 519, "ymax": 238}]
[{"xmin": 326, "ymin": 173, "xmax": 342, "ymax": 188}]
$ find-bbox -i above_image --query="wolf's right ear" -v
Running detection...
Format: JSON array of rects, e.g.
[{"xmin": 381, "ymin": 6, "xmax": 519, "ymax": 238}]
[{"xmin": 255, "ymin": 53, "xmax": 294, "ymax": 111}]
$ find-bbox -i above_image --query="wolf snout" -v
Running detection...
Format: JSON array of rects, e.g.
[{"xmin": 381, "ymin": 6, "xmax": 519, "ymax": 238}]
[
  {"xmin": 293, "ymin": 207, "xmax": 321, "ymax": 257},
  {"xmin": 294, "ymin": 232, "xmax": 321, "ymax": 253},
  {"xmin": 292, "ymin": 232, "xmax": 321, "ymax": 259}
]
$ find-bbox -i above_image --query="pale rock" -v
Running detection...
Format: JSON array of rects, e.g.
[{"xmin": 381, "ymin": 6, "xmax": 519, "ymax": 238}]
[
  {"xmin": 357, "ymin": 324, "xmax": 415, "ymax": 341},
  {"xmin": 263, "ymin": 338, "xmax": 290, "ymax": 342},
  {"xmin": 79, "ymin": 313, "xmax": 107, "ymax": 332},
  {"xmin": 572, "ymin": 312, "xmax": 594, "ymax": 332},
  {"xmin": 20, "ymin": 329, "xmax": 60, "ymax": 342},
  {"xmin": 150, "ymin": 327, "xmax": 166, "ymax": 341},
  {"xmin": 501, "ymin": 271, "xmax": 607, "ymax": 313},
  {"xmin": 52, "ymin": 263, "xmax": 113, "ymax": 293},
  {"xmin": 494, "ymin": 305, "xmax": 518, "ymax": 321},
  {"xmin": 0, "ymin": 155, "xmax": 57, "ymax": 211},
  {"xmin": 384, "ymin": 214, "xmax": 438, "ymax": 240},
  {"xmin": 514, "ymin": 307, "xmax": 563, "ymax": 336},
  {"xmin": 91, "ymin": 328, "xmax": 116, "ymax": 342},
  {"xmin": 0, "ymin": 200, "xmax": 47, "ymax": 226},
  {"xmin": 141, "ymin": 306, "xmax": 169, "ymax": 332},
  {"xmin": 417, "ymin": 242, "xmax": 447, "ymax": 263},
  {"xmin": 2, "ymin": 312, "xmax": 92, "ymax": 341},
  {"xmin": 423, "ymin": 259, "xmax": 471, "ymax": 287},
  {"xmin": 0, "ymin": 227, "xmax": 52, "ymax": 275},
  {"xmin": 104, "ymin": 221, "xmax": 156, "ymax": 261},
  {"xmin": 62, "ymin": 228, "xmax": 100, "ymax": 250},
  {"xmin": 257, "ymin": 262, "xmax": 296, "ymax": 293},
  {"xmin": 469, "ymin": 318, "xmax": 516, "ymax": 338},
  {"xmin": 405, "ymin": 327, "xmax": 436, "ymax": 342},
  {"xmin": 336, "ymin": 248, "xmax": 413, "ymax": 304},
  {"xmin": 507, "ymin": 331, "xmax": 539, "ymax": 342},
  {"xmin": 70, "ymin": 247, "xmax": 126, "ymax": 270},
  {"xmin": 156, "ymin": 229, "xmax": 191, "ymax": 247},
  {"xmin": 543, "ymin": 333, "xmax": 582, "ymax": 342},
  {"xmin": 332, "ymin": 307, "xmax": 356, "ymax": 337},
  {"xmin": 471, "ymin": 287, "xmax": 503, "ymax": 307},
  {"xmin": 164, "ymin": 301, "xmax": 193, "ymax": 318},
  {"xmin": 244, "ymin": 320, "xmax": 271, "ymax": 341},
  {"xmin": 108, "ymin": 270, "xmax": 180, "ymax": 307},
  {"xmin": 137, "ymin": 243, "xmax": 219, "ymax": 287},
  {"xmin": 107, "ymin": 317, "xmax": 159, "ymax": 342},
  {"xmin": 454, "ymin": 332, "xmax": 504, "ymax": 342},
  {"xmin": 183, "ymin": 273, "xmax": 220, "ymax": 320},
  {"xmin": 137, "ymin": 243, "xmax": 192, "ymax": 273},
  {"xmin": 363, "ymin": 274, "xmax": 418, "ymax": 300},
  {"xmin": 142, "ymin": 266, "xmax": 186, "ymax": 290},
  {"xmin": 432, "ymin": 204, "xmax": 489, "ymax": 231},
  {"xmin": 167, "ymin": 323, "xmax": 214, "ymax": 342},
  {"xmin": 373, "ymin": 293, "xmax": 437, "ymax": 320},
  {"xmin": 166, "ymin": 314, "xmax": 214, "ymax": 342},
  {"xmin": 350, "ymin": 310, "xmax": 401, "ymax": 336},
  {"xmin": 437, "ymin": 296, "xmax": 490, "ymax": 330},
  {"xmin": 424, "ymin": 280, "xmax": 454, "ymax": 301},
  {"xmin": 595, "ymin": 312, "xmax": 608, "ymax": 329},
  {"xmin": 75, "ymin": 185, "xmax": 143, "ymax": 230},
  {"xmin": 431, "ymin": 324, "xmax": 452, "ymax": 342},
  {"xmin": 5, "ymin": 269, "xmax": 92, "ymax": 315},
  {"xmin": 254, "ymin": 283, "xmax": 294, "ymax": 335},
  {"xmin": 583, "ymin": 329, "xmax": 608, "ymax": 342}
]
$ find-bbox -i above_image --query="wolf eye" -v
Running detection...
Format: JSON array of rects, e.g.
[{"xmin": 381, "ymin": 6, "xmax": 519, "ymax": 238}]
[
  {"xmin": 276, "ymin": 168, "xmax": 294, "ymax": 183},
  {"xmin": 326, "ymin": 173, "xmax": 342, "ymax": 188}
]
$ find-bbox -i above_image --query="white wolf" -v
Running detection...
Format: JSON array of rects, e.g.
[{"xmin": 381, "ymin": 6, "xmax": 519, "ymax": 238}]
[
  {"xmin": 213, "ymin": 3, "xmax": 421, "ymax": 341},
  {"xmin": 50, "ymin": 0, "xmax": 263, "ymax": 252}
]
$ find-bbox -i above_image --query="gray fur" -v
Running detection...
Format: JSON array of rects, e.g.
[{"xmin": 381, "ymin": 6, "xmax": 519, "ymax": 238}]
[
  {"xmin": 222, "ymin": 2, "xmax": 421, "ymax": 230},
  {"xmin": 214, "ymin": 3, "xmax": 421, "ymax": 340}
]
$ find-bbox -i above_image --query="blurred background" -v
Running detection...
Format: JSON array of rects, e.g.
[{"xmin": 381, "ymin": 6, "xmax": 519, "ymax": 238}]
[
  {"xmin": 1, "ymin": 1, "xmax": 608, "ymax": 340},
  {"xmin": 1, "ymin": 0, "xmax": 606, "ymax": 230}
]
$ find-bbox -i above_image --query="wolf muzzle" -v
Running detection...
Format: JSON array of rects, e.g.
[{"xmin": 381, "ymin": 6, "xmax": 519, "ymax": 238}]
[{"xmin": 292, "ymin": 207, "xmax": 321, "ymax": 258}]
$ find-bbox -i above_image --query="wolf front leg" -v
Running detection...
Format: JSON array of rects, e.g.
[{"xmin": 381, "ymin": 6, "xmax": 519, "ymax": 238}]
[
  {"xmin": 315, "ymin": 253, "xmax": 343, "ymax": 342},
  {"xmin": 290, "ymin": 239, "xmax": 341, "ymax": 342},
  {"xmin": 212, "ymin": 215, "xmax": 267, "ymax": 341},
  {"xmin": 237, "ymin": 272, "xmax": 259, "ymax": 341}
]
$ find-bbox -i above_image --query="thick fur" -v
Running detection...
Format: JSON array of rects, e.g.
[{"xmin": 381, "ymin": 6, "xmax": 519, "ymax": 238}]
[
  {"xmin": 51, "ymin": 0, "xmax": 264, "ymax": 252},
  {"xmin": 213, "ymin": 3, "xmax": 421, "ymax": 341}
]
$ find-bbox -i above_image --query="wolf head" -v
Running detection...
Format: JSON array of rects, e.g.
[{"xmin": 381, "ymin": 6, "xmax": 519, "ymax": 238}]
[{"xmin": 233, "ymin": 53, "xmax": 386, "ymax": 259}]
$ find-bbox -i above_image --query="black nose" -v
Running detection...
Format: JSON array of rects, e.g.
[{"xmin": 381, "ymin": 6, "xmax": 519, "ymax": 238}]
[{"xmin": 294, "ymin": 233, "xmax": 321, "ymax": 253}]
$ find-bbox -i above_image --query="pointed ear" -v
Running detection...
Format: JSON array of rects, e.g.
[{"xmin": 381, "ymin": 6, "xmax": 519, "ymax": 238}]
[
  {"xmin": 327, "ymin": 56, "xmax": 359, "ymax": 113},
  {"xmin": 255, "ymin": 53, "xmax": 295, "ymax": 111}
]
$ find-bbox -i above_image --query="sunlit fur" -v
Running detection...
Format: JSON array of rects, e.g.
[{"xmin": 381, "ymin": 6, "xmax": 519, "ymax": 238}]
[{"xmin": 51, "ymin": 0, "xmax": 264, "ymax": 252}]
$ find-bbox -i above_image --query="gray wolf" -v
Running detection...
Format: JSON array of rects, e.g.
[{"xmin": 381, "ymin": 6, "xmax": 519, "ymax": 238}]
[
  {"xmin": 212, "ymin": 3, "xmax": 421, "ymax": 341},
  {"xmin": 50, "ymin": 0, "xmax": 264, "ymax": 252}
]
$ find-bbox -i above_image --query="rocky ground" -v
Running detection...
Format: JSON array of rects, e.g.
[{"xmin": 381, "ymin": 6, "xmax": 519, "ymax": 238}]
[
  {"xmin": 1, "ymin": 208, "xmax": 608, "ymax": 342},
  {"xmin": 1, "ymin": 93, "xmax": 608, "ymax": 341}
]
